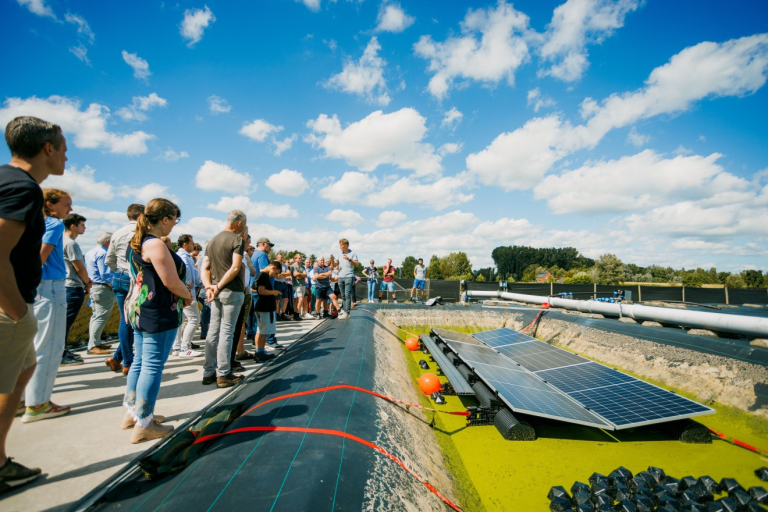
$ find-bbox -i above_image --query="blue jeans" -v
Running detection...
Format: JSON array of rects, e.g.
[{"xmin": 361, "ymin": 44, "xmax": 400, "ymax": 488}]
[
  {"xmin": 367, "ymin": 281, "xmax": 376, "ymax": 302},
  {"xmin": 246, "ymin": 294, "xmax": 257, "ymax": 337},
  {"xmin": 339, "ymin": 276, "xmax": 355, "ymax": 311},
  {"xmin": 123, "ymin": 327, "xmax": 177, "ymax": 425},
  {"xmin": 64, "ymin": 286, "xmax": 85, "ymax": 343},
  {"xmin": 112, "ymin": 271, "xmax": 134, "ymax": 367}
]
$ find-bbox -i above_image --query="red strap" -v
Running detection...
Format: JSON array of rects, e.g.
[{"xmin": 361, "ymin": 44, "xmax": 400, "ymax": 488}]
[
  {"xmin": 193, "ymin": 426, "xmax": 463, "ymax": 512},
  {"xmin": 708, "ymin": 427, "xmax": 767, "ymax": 455},
  {"xmin": 522, "ymin": 311, "xmax": 544, "ymax": 334},
  {"xmin": 240, "ymin": 384, "xmax": 470, "ymax": 418}
]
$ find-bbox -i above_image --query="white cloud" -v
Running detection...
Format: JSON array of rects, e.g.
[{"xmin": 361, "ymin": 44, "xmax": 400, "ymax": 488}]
[
  {"xmin": 69, "ymin": 44, "xmax": 90, "ymax": 65},
  {"xmin": 17, "ymin": 0, "xmax": 56, "ymax": 19},
  {"xmin": 273, "ymin": 134, "xmax": 297, "ymax": 156},
  {"xmin": 122, "ymin": 51, "xmax": 151, "ymax": 82},
  {"xmin": 527, "ymin": 88, "xmax": 556, "ymax": 112},
  {"xmin": 413, "ymin": 1, "xmax": 530, "ymax": 99},
  {"xmin": 319, "ymin": 171, "xmax": 473, "ymax": 210},
  {"xmin": 181, "ymin": 5, "xmax": 216, "ymax": 47},
  {"xmin": 468, "ymin": 34, "xmax": 768, "ymax": 190},
  {"xmin": 207, "ymin": 195, "xmax": 298, "ymax": 219},
  {"xmin": 44, "ymin": 165, "xmax": 114, "ymax": 201},
  {"xmin": 265, "ymin": 169, "xmax": 309, "ymax": 197},
  {"xmin": 673, "ymin": 145, "xmax": 693, "ymax": 156},
  {"xmin": 534, "ymin": 150, "xmax": 748, "ymax": 214},
  {"xmin": 626, "ymin": 126, "xmax": 650, "ymax": 147},
  {"xmin": 194, "ymin": 161, "xmax": 253, "ymax": 193},
  {"xmin": 239, "ymin": 118, "xmax": 282, "ymax": 141},
  {"xmin": 326, "ymin": 209, "xmax": 365, "ymax": 227},
  {"xmin": 375, "ymin": 3, "xmax": 415, "ymax": 33},
  {"xmin": 0, "ymin": 96, "xmax": 154, "ymax": 155},
  {"xmin": 625, "ymin": 202, "xmax": 768, "ymax": 238},
  {"xmin": 376, "ymin": 210, "xmax": 407, "ymax": 227},
  {"xmin": 116, "ymin": 93, "xmax": 168, "ymax": 122},
  {"xmin": 325, "ymin": 37, "xmax": 390, "ymax": 106},
  {"xmin": 441, "ymin": 107, "xmax": 463, "ymax": 131},
  {"xmin": 158, "ymin": 147, "xmax": 189, "ymax": 161},
  {"xmin": 298, "ymin": 0, "xmax": 321, "ymax": 12},
  {"xmin": 538, "ymin": 0, "xmax": 639, "ymax": 82},
  {"xmin": 207, "ymin": 95, "xmax": 231, "ymax": 115},
  {"xmin": 176, "ymin": 216, "xmax": 225, "ymax": 242},
  {"xmin": 119, "ymin": 183, "xmax": 179, "ymax": 204},
  {"xmin": 438, "ymin": 142, "xmax": 463, "ymax": 156},
  {"xmin": 472, "ymin": 217, "xmax": 534, "ymax": 241},
  {"xmin": 65, "ymin": 13, "xmax": 95, "ymax": 43},
  {"xmin": 305, "ymin": 108, "xmax": 442, "ymax": 177}
]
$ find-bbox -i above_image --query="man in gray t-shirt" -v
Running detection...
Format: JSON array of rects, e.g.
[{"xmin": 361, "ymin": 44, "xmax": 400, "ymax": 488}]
[
  {"xmin": 410, "ymin": 258, "xmax": 428, "ymax": 302},
  {"xmin": 62, "ymin": 214, "xmax": 94, "ymax": 349}
]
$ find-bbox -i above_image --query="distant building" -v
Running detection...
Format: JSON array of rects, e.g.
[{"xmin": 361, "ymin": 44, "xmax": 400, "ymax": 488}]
[{"xmin": 535, "ymin": 271, "xmax": 553, "ymax": 283}]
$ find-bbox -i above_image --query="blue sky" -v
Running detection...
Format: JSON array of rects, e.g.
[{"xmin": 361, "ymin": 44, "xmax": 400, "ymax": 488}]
[{"xmin": 2, "ymin": 0, "xmax": 767, "ymax": 273}]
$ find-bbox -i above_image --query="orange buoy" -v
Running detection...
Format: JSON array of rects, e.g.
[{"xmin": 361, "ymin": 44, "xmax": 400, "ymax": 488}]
[
  {"xmin": 405, "ymin": 337, "xmax": 420, "ymax": 351},
  {"xmin": 418, "ymin": 373, "xmax": 442, "ymax": 395}
]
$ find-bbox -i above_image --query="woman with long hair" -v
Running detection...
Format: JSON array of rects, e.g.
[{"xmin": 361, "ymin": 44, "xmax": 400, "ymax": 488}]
[
  {"xmin": 22, "ymin": 189, "xmax": 74, "ymax": 423},
  {"xmin": 122, "ymin": 198, "xmax": 193, "ymax": 443}
]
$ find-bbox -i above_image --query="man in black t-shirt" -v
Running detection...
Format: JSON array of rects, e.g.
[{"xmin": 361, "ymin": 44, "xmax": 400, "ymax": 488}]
[
  {"xmin": 0, "ymin": 116, "xmax": 68, "ymax": 492},
  {"xmin": 253, "ymin": 261, "xmax": 282, "ymax": 364}
]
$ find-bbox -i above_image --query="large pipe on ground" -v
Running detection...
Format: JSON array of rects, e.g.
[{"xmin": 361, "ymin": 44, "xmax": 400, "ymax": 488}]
[{"xmin": 465, "ymin": 290, "xmax": 768, "ymax": 339}]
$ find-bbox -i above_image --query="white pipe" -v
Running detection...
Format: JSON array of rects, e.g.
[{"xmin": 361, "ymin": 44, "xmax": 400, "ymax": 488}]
[{"xmin": 467, "ymin": 290, "xmax": 768, "ymax": 338}]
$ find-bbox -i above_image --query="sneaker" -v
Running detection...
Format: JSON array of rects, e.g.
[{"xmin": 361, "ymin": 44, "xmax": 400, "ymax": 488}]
[
  {"xmin": 190, "ymin": 342, "xmax": 201, "ymax": 349},
  {"xmin": 178, "ymin": 350, "xmax": 202, "ymax": 358},
  {"xmin": 201, "ymin": 374, "xmax": 216, "ymax": 385},
  {"xmin": 337, "ymin": 311, "xmax": 348, "ymax": 320},
  {"xmin": 105, "ymin": 357, "xmax": 122, "ymax": 372},
  {"xmin": 171, "ymin": 350, "xmax": 180, "ymax": 356},
  {"xmin": 21, "ymin": 402, "xmax": 71, "ymax": 423},
  {"xmin": 0, "ymin": 458, "xmax": 42, "ymax": 493},
  {"xmin": 217, "ymin": 372, "xmax": 244, "ymax": 388},
  {"xmin": 130, "ymin": 419, "xmax": 174, "ymax": 444},
  {"xmin": 393, "ymin": 300, "xmax": 398, "ymax": 304},
  {"xmin": 15, "ymin": 403, "xmax": 25, "ymax": 416},
  {"xmin": 231, "ymin": 361, "xmax": 245, "ymax": 372},
  {"xmin": 121, "ymin": 410, "xmax": 166, "ymax": 430},
  {"xmin": 281, "ymin": 314, "xmax": 292, "ymax": 321},
  {"xmin": 87, "ymin": 346, "xmax": 111, "ymax": 356},
  {"xmin": 60, "ymin": 354, "xmax": 83, "ymax": 366},
  {"xmin": 266, "ymin": 340, "xmax": 284, "ymax": 349},
  {"xmin": 301, "ymin": 313, "xmax": 315, "ymax": 320},
  {"xmin": 64, "ymin": 349, "xmax": 82, "ymax": 360},
  {"xmin": 254, "ymin": 351, "xmax": 276, "ymax": 363},
  {"xmin": 293, "ymin": 314, "xmax": 301, "ymax": 321},
  {"xmin": 235, "ymin": 350, "xmax": 254, "ymax": 361}
]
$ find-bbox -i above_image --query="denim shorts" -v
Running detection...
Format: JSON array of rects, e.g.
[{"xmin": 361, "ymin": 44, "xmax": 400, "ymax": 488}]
[
  {"xmin": 380, "ymin": 281, "xmax": 395, "ymax": 292},
  {"xmin": 413, "ymin": 279, "xmax": 426, "ymax": 289}
]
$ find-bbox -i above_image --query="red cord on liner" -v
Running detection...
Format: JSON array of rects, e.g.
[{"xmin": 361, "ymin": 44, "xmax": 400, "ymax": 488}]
[
  {"xmin": 708, "ymin": 427, "xmax": 768, "ymax": 455},
  {"xmin": 192, "ymin": 426, "xmax": 464, "ymax": 512},
  {"xmin": 522, "ymin": 310, "xmax": 544, "ymax": 334},
  {"xmin": 240, "ymin": 384, "xmax": 470, "ymax": 418}
]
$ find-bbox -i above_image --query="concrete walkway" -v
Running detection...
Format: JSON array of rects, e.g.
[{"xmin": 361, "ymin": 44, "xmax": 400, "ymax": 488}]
[{"xmin": 2, "ymin": 318, "xmax": 323, "ymax": 512}]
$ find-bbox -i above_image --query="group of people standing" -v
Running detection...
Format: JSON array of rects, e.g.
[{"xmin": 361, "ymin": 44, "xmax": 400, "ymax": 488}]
[{"xmin": 0, "ymin": 115, "xmax": 432, "ymax": 494}]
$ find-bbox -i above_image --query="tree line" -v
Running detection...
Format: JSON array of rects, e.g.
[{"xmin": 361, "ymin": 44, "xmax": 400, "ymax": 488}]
[{"xmin": 490, "ymin": 245, "xmax": 768, "ymax": 288}]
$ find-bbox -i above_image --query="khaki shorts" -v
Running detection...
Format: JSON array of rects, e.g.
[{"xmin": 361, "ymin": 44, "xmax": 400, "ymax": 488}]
[{"xmin": 0, "ymin": 304, "xmax": 38, "ymax": 394}]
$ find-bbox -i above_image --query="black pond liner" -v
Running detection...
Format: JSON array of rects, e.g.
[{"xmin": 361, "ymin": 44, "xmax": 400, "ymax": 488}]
[{"xmin": 70, "ymin": 308, "xmax": 432, "ymax": 512}]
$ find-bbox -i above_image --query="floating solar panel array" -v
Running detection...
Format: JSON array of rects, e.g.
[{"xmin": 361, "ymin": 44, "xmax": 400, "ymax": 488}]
[{"xmin": 435, "ymin": 327, "xmax": 713, "ymax": 430}]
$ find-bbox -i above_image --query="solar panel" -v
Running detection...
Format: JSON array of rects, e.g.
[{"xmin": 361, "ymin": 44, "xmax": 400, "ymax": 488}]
[
  {"xmin": 472, "ymin": 328, "xmax": 532, "ymax": 347},
  {"xmin": 435, "ymin": 336, "xmax": 611, "ymax": 429},
  {"xmin": 468, "ymin": 328, "xmax": 715, "ymax": 430},
  {"xmin": 497, "ymin": 342, "xmax": 589, "ymax": 372}
]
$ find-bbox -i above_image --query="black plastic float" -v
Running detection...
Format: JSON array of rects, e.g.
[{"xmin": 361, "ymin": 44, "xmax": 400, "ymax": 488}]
[{"xmin": 493, "ymin": 408, "xmax": 536, "ymax": 441}]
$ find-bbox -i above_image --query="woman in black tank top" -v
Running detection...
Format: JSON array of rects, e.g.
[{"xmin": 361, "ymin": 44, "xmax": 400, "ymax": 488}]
[{"xmin": 121, "ymin": 199, "xmax": 193, "ymax": 444}]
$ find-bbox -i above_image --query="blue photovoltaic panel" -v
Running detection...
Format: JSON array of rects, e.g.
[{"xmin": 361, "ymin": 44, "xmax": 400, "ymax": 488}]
[
  {"xmin": 496, "ymin": 342, "xmax": 588, "ymax": 372},
  {"xmin": 535, "ymin": 362, "xmax": 635, "ymax": 394},
  {"xmin": 465, "ymin": 327, "xmax": 714, "ymax": 430},
  {"xmin": 472, "ymin": 328, "xmax": 533, "ymax": 348},
  {"xmin": 569, "ymin": 380, "xmax": 713, "ymax": 427},
  {"xmin": 443, "ymin": 340, "xmax": 523, "ymax": 371}
]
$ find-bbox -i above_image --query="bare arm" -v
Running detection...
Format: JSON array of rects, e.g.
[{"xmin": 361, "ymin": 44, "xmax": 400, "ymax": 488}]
[
  {"xmin": 0, "ymin": 219, "xmax": 31, "ymax": 321},
  {"xmin": 40, "ymin": 243, "xmax": 54, "ymax": 266},
  {"xmin": 258, "ymin": 284, "xmax": 280, "ymax": 296},
  {"xmin": 142, "ymin": 239, "xmax": 192, "ymax": 301},
  {"xmin": 72, "ymin": 260, "xmax": 92, "ymax": 292},
  {"xmin": 293, "ymin": 268, "xmax": 307, "ymax": 279}
]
